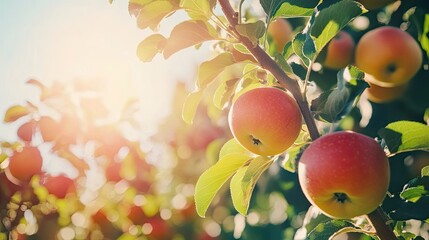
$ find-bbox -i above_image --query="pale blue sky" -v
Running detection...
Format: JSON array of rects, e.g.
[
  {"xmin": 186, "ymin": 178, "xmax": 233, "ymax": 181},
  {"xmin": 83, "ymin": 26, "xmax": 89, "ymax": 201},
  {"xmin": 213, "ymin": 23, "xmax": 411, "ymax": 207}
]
[{"xmin": 0, "ymin": 1, "xmax": 206, "ymax": 140}]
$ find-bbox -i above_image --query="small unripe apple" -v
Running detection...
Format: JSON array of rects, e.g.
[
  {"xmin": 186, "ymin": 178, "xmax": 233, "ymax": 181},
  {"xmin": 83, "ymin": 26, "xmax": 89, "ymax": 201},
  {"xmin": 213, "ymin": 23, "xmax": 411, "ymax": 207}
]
[
  {"xmin": 321, "ymin": 31, "xmax": 355, "ymax": 70},
  {"xmin": 228, "ymin": 87, "xmax": 302, "ymax": 156},
  {"xmin": 355, "ymin": 26, "xmax": 422, "ymax": 87},
  {"xmin": 356, "ymin": 0, "xmax": 396, "ymax": 10},
  {"xmin": 365, "ymin": 81, "xmax": 408, "ymax": 103},
  {"xmin": 267, "ymin": 18, "xmax": 293, "ymax": 53},
  {"xmin": 298, "ymin": 131, "xmax": 390, "ymax": 219},
  {"xmin": 8, "ymin": 146, "xmax": 43, "ymax": 183}
]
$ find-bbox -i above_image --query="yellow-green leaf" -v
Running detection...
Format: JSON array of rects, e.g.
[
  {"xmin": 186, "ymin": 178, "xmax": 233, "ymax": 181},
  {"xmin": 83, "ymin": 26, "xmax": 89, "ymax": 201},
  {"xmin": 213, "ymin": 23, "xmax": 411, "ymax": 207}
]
[
  {"xmin": 235, "ymin": 20, "xmax": 265, "ymax": 46},
  {"xmin": 194, "ymin": 153, "xmax": 253, "ymax": 217},
  {"xmin": 4, "ymin": 105, "xmax": 30, "ymax": 123},
  {"xmin": 213, "ymin": 78, "xmax": 240, "ymax": 109},
  {"xmin": 136, "ymin": 34, "xmax": 166, "ymax": 62},
  {"xmin": 230, "ymin": 166, "xmax": 248, "ymax": 215},
  {"xmin": 163, "ymin": 20, "xmax": 217, "ymax": 59},
  {"xmin": 219, "ymin": 138, "xmax": 254, "ymax": 159},
  {"xmin": 136, "ymin": 0, "xmax": 178, "ymax": 30},
  {"xmin": 197, "ymin": 52, "xmax": 236, "ymax": 88},
  {"xmin": 182, "ymin": 90, "xmax": 204, "ymax": 124},
  {"xmin": 240, "ymin": 156, "xmax": 273, "ymax": 213},
  {"xmin": 180, "ymin": 0, "xmax": 216, "ymax": 20}
]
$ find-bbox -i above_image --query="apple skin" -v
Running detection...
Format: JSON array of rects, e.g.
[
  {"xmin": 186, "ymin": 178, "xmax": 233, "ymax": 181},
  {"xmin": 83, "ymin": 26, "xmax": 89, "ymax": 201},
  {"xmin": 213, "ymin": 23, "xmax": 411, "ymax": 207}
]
[
  {"xmin": 8, "ymin": 146, "xmax": 43, "ymax": 183},
  {"xmin": 267, "ymin": 18, "xmax": 293, "ymax": 53},
  {"xmin": 365, "ymin": 81, "xmax": 408, "ymax": 103},
  {"xmin": 17, "ymin": 121, "xmax": 36, "ymax": 142},
  {"xmin": 355, "ymin": 26, "xmax": 422, "ymax": 87},
  {"xmin": 322, "ymin": 31, "xmax": 355, "ymax": 70},
  {"xmin": 41, "ymin": 174, "xmax": 76, "ymax": 198},
  {"xmin": 357, "ymin": 0, "xmax": 396, "ymax": 10},
  {"xmin": 228, "ymin": 87, "xmax": 302, "ymax": 156},
  {"xmin": 298, "ymin": 131, "xmax": 390, "ymax": 219}
]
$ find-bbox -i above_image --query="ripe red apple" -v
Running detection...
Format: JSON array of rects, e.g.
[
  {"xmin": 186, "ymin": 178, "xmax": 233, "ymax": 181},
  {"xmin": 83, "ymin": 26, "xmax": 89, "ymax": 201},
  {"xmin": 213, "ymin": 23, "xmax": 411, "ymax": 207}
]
[
  {"xmin": 267, "ymin": 18, "xmax": 293, "ymax": 53},
  {"xmin": 321, "ymin": 31, "xmax": 355, "ymax": 70},
  {"xmin": 356, "ymin": 0, "xmax": 396, "ymax": 10},
  {"xmin": 17, "ymin": 121, "xmax": 36, "ymax": 142},
  {"xmin": 365, "ymin": 81, "xmax": 408, "ymax": 103},
  {"xmin": 298, "ymin": 131, "xmax": 390, "ymax": 219},
  {"xmin": 41, "ymin": 174, "xmax": 76, "ymax": 198},
  {"xmin": 355, "ymin": 26, "xmax": 422, "ymax": 87},
  {"xmin": 8, "ymin": 146, "xmax": 43, "ymax": 183},
  {"xmin": 38, "ymin": 116, "xmax": 59, "ymax": 142},
  {"xmin": 228, "ymin": 87, "xmax": 302, "ymax": 156}
]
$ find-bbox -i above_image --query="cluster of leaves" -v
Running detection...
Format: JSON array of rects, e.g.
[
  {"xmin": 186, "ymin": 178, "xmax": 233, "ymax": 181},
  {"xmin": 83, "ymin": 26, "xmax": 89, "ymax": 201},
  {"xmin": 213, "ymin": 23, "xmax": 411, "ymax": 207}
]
[{"xmin": 132, "ymin": 0, "xmax": 429, "ymax": 239}]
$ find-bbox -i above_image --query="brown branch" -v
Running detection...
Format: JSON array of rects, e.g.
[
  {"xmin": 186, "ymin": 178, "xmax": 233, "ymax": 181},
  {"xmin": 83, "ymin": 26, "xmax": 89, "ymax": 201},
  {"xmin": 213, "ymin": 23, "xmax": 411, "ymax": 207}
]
[
  {"xmin": 217, "ymin": 0, "xmax": 320, "ymax": 141},
  {"xmin": 367, "ymin": 207, "xmax": 398, "ymax": 240},
  {"xmin": 218, "ymin": 1, "xmax": 397, "ymax": 240}
]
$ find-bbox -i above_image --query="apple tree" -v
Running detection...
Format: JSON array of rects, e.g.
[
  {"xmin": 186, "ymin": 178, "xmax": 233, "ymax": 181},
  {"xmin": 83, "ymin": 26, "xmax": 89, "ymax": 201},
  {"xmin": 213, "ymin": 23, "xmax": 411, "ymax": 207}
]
[{"xmin": 132, "ymin": 0, "xmax": 429, "ymax": 239}]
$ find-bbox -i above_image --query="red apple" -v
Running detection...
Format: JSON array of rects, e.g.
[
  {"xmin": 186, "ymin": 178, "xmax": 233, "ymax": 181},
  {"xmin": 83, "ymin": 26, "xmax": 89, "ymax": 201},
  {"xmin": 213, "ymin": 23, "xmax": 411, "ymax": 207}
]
[
  {"xmin": 41, "ymin": 174, "xmax": 76, "ymax": 198},
  {"xmin": 355, "ymin": 26, "xmax": 422, "ymax": 87},
  {"xmin": 321, "ymin": 31, "xmax": 355, "ymax": 70},
  {"xmin": 228, "ymin": 87, "xmax": 302, "ymax": 156},
  {"xmin": 17, "ymin": 121, "xmax": 36, "ymax": 142},
  {"xmin": 8, "ymin": 146, "xmax": 43, "ymax": 183},
  {"xmin": 298, "ymin": 131, "xmax": 390, "ymax": 219},
  {"xmin": 267, "ymin": 18, "xmax": 293, "ymax": 53}
]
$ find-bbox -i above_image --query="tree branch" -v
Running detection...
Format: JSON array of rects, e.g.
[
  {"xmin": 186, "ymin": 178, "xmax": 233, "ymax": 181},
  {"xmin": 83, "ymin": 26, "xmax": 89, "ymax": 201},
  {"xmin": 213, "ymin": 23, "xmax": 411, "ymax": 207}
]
[
  {"xmin": 217, "ymin": 0, "xmax": 320, "ymax": 141},
  {"xmin": 367, "ymin": 207, "xmax": 397, "ymax": 240}
]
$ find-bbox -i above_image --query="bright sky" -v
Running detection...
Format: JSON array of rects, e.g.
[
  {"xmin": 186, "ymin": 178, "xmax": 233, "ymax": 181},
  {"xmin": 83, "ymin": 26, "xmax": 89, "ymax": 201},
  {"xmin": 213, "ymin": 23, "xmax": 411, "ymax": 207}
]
[{"xmin": 0, "ymin": 0, "xmax": 207, "ymax": 141}]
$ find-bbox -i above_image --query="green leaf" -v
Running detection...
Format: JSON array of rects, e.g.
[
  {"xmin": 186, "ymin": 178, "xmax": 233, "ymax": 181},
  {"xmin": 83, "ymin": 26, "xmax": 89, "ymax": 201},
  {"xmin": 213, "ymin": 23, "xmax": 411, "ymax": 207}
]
[
  {"xmin": 182, "ymin": 90, "xmax": 204, "ymax": 124},
  {"xmin": 313, "ymin": 67, "xmax": 368, "ymax": 123},
  {"xmin": 163, "ymin": 20, "xmax": 217, "ymax": 59},
  {"xmin": 306, "ymin": 219, "xmax": 365, "ymax": 240},
  {"xmin": 424, "ymin": 108, "xmax": 429, "ymax": 124},
  {"xmin": 282, "ymin": 145, "xmax": 303, "ymax": 173},
  {"xmin": 260, "ymin": 0, "xmax": 285, "ymax": 20},
  {"xmin": 194, "ymin": 153, "xmax": 253, "ymax": 217},
  {"xmin": 219, "ymin": 138, "xmax": 254, "ymax": 159},
  {"xmin": 273, "ymin": 0, "xmax": 319, "ymax": 18},
  {"xmin": 400, "ymin": 186, "xmax": 429, "ymax": 203},
  {"xmin": 230, "ymin": 156, "xmax": 273, "ymax": 216},
  {"xmin": 389, "ymin": 196, "xmax": 429, "ymax": 221},
  {"xmin": 261, "ymin": 0, "xmax": 318, "ymax": 20},
  {"xmin": 213, "ymin": 78, "xmax": 240, "ymax": 109},
  {"xmin": 420, "ymin": 14, "xmax": 429, "ymax": 58},
  {"xmin": 241, "ymin": 156, "xmax": 273, "ymax": 202},
  {"xmin": 274, "ymin": 52, "xmax": 293, "ymax": 74},
  {"xmin": 181, "ymin": 0, "xmax": 216, "ymax": 20},
  {"xmin": 310, "ymin": 0, "xmax": 365, "ymax": 52},
  {"xmin": 422, "ymin": 166, "xmax": 429, "ymax": 177},
  {"xmin": 136, "ymin": 34, "xmax": 166, "ymax": 62},
  {"xmin": 235, "ymin": 21, "xmax": 266, "ymax": 46},
  {"xmin": 230, "ymin": 166, "xmax": 248, "ymax": 215},
  {"xmin": 136, "ymin": 0, "xmax": 179, "ymax": 30},
  {"xmin": 378, "ymin": 121, "xmax": 429, "ymax": 156},
  {"xmin": 197, "ymin": 52, "xmax": 236, "ymax": 89},
  {"xmin": 292, "ymin": 32, "xmax": 311, "ymax": 66}
]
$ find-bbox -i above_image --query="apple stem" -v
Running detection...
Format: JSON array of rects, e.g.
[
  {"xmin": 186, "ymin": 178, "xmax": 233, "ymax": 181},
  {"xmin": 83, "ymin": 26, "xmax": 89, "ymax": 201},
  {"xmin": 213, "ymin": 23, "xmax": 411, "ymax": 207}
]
[
  {"xmin": 218, "ymin": 0, "xmax": 320, "ymax": 141},
  {"xmin": 366, "ymin": 207, "xmax": 397, "ymax": 240}
]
